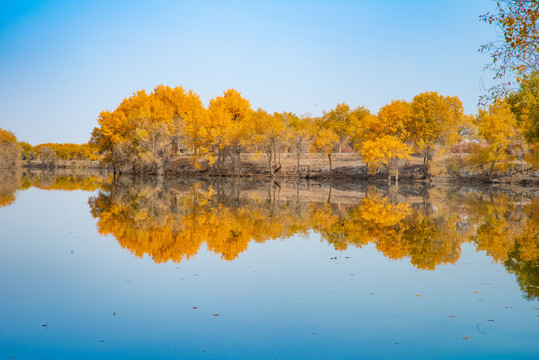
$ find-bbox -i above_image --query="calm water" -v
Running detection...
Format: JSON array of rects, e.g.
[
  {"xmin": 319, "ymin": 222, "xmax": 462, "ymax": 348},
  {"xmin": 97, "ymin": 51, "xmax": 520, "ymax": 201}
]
[{"xmin": 0, "ymin": 170, "xmax": 538, "ymax": 359}]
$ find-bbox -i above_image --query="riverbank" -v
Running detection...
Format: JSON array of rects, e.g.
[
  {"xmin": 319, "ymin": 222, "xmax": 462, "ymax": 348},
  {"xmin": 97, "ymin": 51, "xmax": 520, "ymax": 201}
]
[{"xmin": 21, "ymin": 153, "xmax": 539, "ymax": 185}]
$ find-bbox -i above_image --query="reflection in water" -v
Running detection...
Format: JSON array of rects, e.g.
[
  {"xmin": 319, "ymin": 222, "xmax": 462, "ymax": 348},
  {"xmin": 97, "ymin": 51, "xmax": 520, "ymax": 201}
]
[
  {"xmin": 0, "ymin": 169, "xmax": 111, "ymax": 209},
  {"xmin": 0, "ymin": 168, "xmax": 22, "ymax": 208},
  {"xmin": 87, "ymin": 177, "xmax": 539, "ymax": 301},
  {"xmin": 0, "ymin": 170, "xmax": 537, "ymax": 300}
]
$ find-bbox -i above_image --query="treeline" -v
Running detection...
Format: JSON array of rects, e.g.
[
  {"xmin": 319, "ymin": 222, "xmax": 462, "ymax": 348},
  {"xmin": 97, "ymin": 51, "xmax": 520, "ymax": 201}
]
[
  {"xmin": 0, "ymin": 129, "xmax": 100, "ymax": 168},
  {"xmin": 1, "ymin": 72, "xmax": 538, "ymax": 179},
  {"xmin": 90, "ymin": 75, "xmax": 538, "ymax": 180}
]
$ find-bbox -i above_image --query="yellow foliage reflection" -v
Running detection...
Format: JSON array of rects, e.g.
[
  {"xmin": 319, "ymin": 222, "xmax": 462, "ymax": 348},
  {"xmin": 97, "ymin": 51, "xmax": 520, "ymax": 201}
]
[{"xmin": 85, "ymin": 179, "xmax": 538, "ymax": 300}]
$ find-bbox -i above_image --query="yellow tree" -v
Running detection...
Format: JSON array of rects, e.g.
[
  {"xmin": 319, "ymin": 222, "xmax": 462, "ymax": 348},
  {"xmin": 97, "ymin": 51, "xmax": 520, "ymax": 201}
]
[
  {"xmin": 360, "ymin": 135, "xmax": 411, "ymax": 183},
  {"xmin": 377, "ymin": 100, "xmax": 413, "ymax": 139},
  {"xmin": 288, "ymin": 113, "xmax": 314, "ymax": 173},
  {"xmin": 91, "ymin": 85, "xmax": 207, "ymax": 175},
  {"xmin": 207, "ymin": 89, "xmax": 252, "ymax": 175},
  {"xmin": 473, "ymin": 100, "xmax": 519, "ymax": 180},
  {"xmin": 409, "ymin": 92, "xmax": 463, "ymax": 177},
  {"xmin": 507, "ymin": 71, "xmax": 539, "ymax": 169},
  {"xmin": 0, "ymin": 128, "xmax": 22, "ymax": 169},
  {"xmin": 320, "ymin": 103, "xmax": 358, "ymax": 153},
  {"xmin": 311, "ymin": 128, "xmax": 339, "ymax": 173},
  {"xmin": 248, "ymin": 109, "xmax": 286, "ymax": 177},
  {"xmin": 355, "ymin": 100, "xmax": 413, "ymax": 182}
]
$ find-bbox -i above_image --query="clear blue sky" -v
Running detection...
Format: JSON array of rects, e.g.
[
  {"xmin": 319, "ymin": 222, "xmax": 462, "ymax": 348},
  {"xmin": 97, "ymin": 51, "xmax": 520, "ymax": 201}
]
[{"xmin": 0, "ymin": 0, "xmax": 497, "ymax": 145}]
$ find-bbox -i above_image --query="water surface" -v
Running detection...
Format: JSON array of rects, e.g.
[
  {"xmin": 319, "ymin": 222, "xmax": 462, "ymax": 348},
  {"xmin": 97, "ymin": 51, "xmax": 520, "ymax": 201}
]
[{"xmin": 1, "ymin": 170, "xmax": 538, "ymax": 359}]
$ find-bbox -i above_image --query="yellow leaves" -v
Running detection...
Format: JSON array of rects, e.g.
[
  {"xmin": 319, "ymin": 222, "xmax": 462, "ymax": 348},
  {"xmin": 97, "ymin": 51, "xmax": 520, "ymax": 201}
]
[
  {"xmin": 360, "ymin": 135, "xmax": 411, "ymax": 172},
  {"xmin": 0, "ymin": 128, "xmax": 18, "ymax": 144},
  {"xmin": 92, "ymin": 84, "xmax": 207, "ymax": 170},
  {"xmin": 0, "ymin": 128, "xmax": 22, "ymax": 169},
  {"xmin": 377, "ymin": 100, "xmax": 412, "ymax": 139},
  {"xmin": 311, "ymin": 128, "xmax": 338, "ymax": 157},
  {"xmin": 359, "ymin": 194, "xmax": 412, "ymax": 227},
  {"xmin": 471, "ymin": 100, "xmax": 520, "ymax": 175}
]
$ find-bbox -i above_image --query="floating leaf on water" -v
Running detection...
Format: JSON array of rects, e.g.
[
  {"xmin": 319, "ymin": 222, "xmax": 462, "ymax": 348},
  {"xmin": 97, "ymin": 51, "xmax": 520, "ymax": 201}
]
[
  {"xmin": 213, "ymin": 313, "xmax": 220, "ymax": 317},
  {"xmin": 463, "ymin": 336, "xmax": 471, "ymax": 340},
  {"xmin": 192, "ymin": 307, "xmax": 198, "ymax": 309}
]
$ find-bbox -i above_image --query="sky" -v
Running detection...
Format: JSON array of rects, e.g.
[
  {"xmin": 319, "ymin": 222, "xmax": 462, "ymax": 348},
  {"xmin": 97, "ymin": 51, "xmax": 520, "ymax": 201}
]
[{"xmin": 0, "ymin": 0, "xmax": 498, "ymax": 145}]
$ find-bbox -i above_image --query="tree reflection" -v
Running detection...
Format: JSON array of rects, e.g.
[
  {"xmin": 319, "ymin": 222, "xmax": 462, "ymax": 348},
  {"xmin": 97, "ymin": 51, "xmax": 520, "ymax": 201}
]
[
  {"xmin": 88, "ymin": 179, "xmax": 538, "ymax": 300},
  {"xmin": 0, "ymin": 169, "xmax": 110, "ymax": 208}
]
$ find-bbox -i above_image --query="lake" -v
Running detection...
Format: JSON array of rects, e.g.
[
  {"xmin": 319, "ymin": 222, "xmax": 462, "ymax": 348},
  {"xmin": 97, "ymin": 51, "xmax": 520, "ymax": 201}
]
[{"xmin": 1, "ymin": 170, "xmax": 538, "ymax": 359}]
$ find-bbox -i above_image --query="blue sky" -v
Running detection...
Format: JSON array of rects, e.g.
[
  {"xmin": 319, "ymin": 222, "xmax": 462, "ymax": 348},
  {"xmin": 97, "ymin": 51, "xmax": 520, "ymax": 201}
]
[{"xmin": 0, "ymin": 0, "xmax": 497, "ymax": 145}]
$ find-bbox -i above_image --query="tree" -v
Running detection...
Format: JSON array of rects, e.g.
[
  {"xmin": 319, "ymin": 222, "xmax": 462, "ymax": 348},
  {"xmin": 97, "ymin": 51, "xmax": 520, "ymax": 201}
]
[
  {"xmin": 409, "ymin": 92, "xmax": 463, "ymax": 177},
  {"xmin": 91, "ymin": 85, "xmax": 207, "ymax": 175},
  {"xmin": 207, "ymin": 89, "xmax": 252, "ymax": 175},
  {"xmin": 311, "ymin": 128, "xmax": 339, "ymax": 173},
  {"xmin": 0, "ymin": 128, "xmax": 22, "ymax": 169},
  {"xmin": 359, "ymin": 135, "xmax": 412, "ymax": 183},
  {"xmin": 248, "ymin": 109, "xmax": 286, "ymax": 177},
  {"xmin": 473, "ymin": 100, "xmax": 520, "ymax": 179},
  {"xmin": 353, "ymin": 100, "xmax": 412, "ymax": 182},
  {"xmin": 507, "ymin": 71, "xmax": 539, "ymax": 168},
  {"xmin": 288, "ymin": 113, "xmax": 314, "ymax": 173},
  {"xmin": 320, "ymin": 103, "xmax": 356, "ymax": 153},
  {"xmin": 480, "ymin": 0, "xmax": 539, "ymax": 102}
]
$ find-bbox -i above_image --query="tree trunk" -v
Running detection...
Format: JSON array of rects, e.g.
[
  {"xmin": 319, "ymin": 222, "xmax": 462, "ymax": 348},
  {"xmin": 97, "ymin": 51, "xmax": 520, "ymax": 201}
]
[
  {"xmin": 489, "ymin": 160, "xmax": 495, "ymax": 181},
  {"xmin": 235, "ymin": 149, "xmax": 241, "ymax": 176},
  {"xmin": 268, "ymin": 150, "xmax": 274, "ymax": 178},
  {"xmin": 423, "ymin": 148, "xmax": 430, "ymax": 178},
  {"xmin": 328, "ymin": 154, "xmax": 332, "ymax": 173}
]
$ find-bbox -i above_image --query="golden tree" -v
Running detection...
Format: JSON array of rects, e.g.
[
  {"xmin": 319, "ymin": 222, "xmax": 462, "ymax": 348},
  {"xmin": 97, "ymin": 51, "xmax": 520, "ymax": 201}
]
[
  {"xmin": 355, "ymin": 100, "xmax": 413, "ymax": 182},
  {"xmin": 288, "ymin": 113, "xmax": 314, "ymax": 173},
  {"xmin": 310, "ymin": 128, "xmax": 339, "ymax": 173},
  {"xmin": 248, "ymin": 109, "xmax": 286, "ymax": 177},
  {"xmin": 91, "ymin": 85, "xmax": 207, "ymax": 175},
  {"xmin": 360, "ymin": 135, "xmax": 411, "ymax": 183},
  {"xmin": 409, "ymin": 92, "xmax": 464, "ymax": 177},
  {"xmin": 207, "ymin": 89, "xmax": 252, "ymax": 175},
  {"xmin": 0, "ymin": 128, "xmax": 22, "ymax": 169},
  {"xmin": 472, "ymin": 100, "xmax": 520, "ymax": 179},
  {"xmin": 319, "ymin": 103, "xmax": 360, "ymax": 153}
]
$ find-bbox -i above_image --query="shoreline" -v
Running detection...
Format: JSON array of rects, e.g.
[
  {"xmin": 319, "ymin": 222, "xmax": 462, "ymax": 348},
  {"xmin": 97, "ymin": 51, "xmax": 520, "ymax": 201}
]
[{"xmin": 20, "ymin": 154, "xmax": 539, "ymax": 186}]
